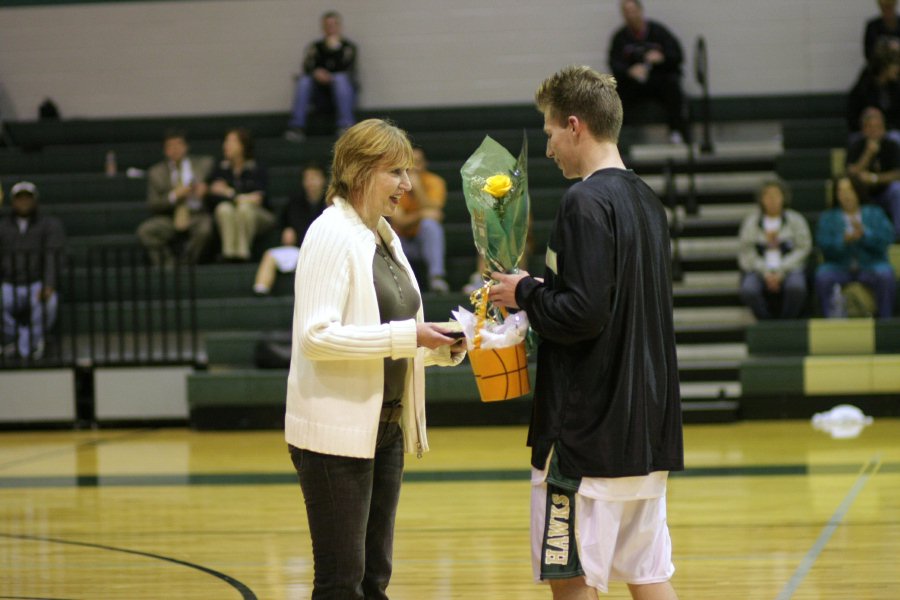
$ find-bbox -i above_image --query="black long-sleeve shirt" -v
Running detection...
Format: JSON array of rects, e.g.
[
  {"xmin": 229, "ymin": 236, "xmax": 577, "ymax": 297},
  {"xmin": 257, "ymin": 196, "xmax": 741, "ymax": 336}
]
[
  {"xmin": 609, "ymin": 20, "xmax": 683, "ymax": 81},
  {"xmin": 864, "ymin": 15, "xmax": 900, "ymax": 61},
  {"xmin": 0, "ymin": 211, "xmax": 66, "ymax": 288},
  {"xmin": 281, "ymin": 191, "xmax": 325, "ymax": 247},
  {"xmin": 303, "ymin": 38, "xmax": 357, "ymax": 76},
  {"xmin": 515, "ymin": 169, "xmax": 683, "ymax": 479},
  {"xmin": 846, "ymin": 68, "xmax": 900, "ymax": 131},
  {"xmin": 205, "ymin": 159, "xmax": 269, "ymax": 210}
]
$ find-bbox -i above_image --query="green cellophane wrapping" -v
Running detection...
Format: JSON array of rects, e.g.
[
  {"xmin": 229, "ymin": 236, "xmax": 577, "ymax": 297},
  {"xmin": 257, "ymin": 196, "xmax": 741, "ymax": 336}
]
[{"xmin": 460, "ymin": 133, "xmax": 530, "ymax": 276}]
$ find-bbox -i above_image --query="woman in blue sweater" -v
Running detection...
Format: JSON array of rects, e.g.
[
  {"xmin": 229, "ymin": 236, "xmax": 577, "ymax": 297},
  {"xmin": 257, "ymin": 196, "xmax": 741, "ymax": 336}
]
[{"xmin": 814, "ymin": 175, "xmax": 896, "ymax": 318}]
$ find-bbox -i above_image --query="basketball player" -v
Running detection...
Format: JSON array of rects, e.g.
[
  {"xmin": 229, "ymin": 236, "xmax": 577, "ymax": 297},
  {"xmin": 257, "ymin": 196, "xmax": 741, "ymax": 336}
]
[{"xmin": 488, "ymin": 65, "xmax": 683, "ymax": 600}]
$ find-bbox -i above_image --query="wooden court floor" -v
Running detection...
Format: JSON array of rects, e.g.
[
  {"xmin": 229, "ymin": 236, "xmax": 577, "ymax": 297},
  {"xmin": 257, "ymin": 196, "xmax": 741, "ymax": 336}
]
[{"xmin": 1, "ymin": 418, "xmax": 899, "ymax": 599}]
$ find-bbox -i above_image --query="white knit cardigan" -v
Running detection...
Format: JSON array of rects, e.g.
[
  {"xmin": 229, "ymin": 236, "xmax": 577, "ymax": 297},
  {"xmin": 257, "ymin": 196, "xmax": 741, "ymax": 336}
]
[{"xmin": 284, "ymin": 196, "xmax": 462, "ymax": 458}]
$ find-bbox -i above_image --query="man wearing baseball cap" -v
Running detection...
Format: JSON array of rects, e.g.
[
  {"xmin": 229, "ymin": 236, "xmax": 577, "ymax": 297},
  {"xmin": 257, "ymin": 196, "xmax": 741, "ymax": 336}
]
[{"xmin": 1, "ymin": 181, "xmax": 66, "ymax": 359}]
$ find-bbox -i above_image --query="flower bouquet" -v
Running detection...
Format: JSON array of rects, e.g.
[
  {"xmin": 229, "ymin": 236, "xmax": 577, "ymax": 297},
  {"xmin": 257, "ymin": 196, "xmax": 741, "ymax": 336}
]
[{"xmin": 457, "ymin": 134, "xmax": 531, "ymax": 402}]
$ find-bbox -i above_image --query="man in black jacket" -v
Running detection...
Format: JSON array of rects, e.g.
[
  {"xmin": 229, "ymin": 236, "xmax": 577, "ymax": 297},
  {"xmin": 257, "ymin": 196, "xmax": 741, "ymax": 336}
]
[
  {"xmin": 1, "ymin": 181, "xmax": 66, "ymax": 359},
  {"xmin": 865, "ymin": 0, "xmax": 900, "ymax": 61},
  {"xmin": 608, "ymin": 0, "xmax": 687, "ymax": 144},
  {"xmin": 490, "ymin": 66, "xmax": 682, "ymax": 600},
  {"xmin": 285, "ymin": 10, "xmax": 358, "ymax": 141}
]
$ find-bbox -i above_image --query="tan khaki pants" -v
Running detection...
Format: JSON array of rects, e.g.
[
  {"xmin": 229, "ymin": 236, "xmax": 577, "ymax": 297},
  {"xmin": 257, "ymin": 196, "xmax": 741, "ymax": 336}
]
[{"xmin": 214, "ymin": 202, "xmax": 275, "ymax": 259}]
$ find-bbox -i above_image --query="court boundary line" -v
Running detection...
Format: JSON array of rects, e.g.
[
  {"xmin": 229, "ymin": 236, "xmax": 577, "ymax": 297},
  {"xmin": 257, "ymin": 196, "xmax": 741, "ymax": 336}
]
[
  {"xmin": 0, "ymin": 595, "xmax": 80, "ymax": 599},
  {"xmin": 774, "ymin": 454, "xmax": 882, "ymax": 600},
  {"xmin": 0, "ymin": 533, "xmax": 258, "ymax": 600}
]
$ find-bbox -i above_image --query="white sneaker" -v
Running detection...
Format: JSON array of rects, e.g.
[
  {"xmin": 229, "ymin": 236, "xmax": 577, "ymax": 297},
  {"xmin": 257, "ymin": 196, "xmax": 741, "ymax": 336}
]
[
  {"xmin": 284, "ymin": 128, "xmax": 306, "ymax": 143},
  {"xmin": 429, "ymin": 277, "xmax": 449, "ymax": 294},
  {"xmin": 462, "ymin": 271, "xmax": 484, "ymax": 294}
]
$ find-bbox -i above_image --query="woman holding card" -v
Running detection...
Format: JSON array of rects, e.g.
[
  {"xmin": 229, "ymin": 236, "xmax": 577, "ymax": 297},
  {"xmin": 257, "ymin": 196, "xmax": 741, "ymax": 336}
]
[{"xmin": 284, "ymin": 118, "xmax": 464, "ymax": 599}]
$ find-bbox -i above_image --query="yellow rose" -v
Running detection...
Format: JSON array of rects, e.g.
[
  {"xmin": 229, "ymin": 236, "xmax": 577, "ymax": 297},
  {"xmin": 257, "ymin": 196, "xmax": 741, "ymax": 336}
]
[{"xmin": 482, "ymin": 174, "xmax": 513, "ymax": 198}]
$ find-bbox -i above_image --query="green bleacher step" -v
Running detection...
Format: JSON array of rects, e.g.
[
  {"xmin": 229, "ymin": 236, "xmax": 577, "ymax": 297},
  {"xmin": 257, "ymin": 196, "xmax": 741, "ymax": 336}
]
[
  {"xmin": 746, "ymin": 319, "xmax": 900, "ymax": 356},
  {"xmin": 781, "ymin": 119, "xmax": 848, "ymax": 150}
]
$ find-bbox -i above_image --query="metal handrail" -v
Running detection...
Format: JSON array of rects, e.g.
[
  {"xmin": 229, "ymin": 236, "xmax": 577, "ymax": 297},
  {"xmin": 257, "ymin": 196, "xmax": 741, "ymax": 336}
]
[
  {"xmin": 664, "ymin": 159, "xmax": 684, "ymax": 282},
  {"xmin": 1, "ymin": 245, "xmax": 198, "ymax": 370},
  {"xmin": 695, "ymin": 36, "xmax": 714, "ymax": 155}
]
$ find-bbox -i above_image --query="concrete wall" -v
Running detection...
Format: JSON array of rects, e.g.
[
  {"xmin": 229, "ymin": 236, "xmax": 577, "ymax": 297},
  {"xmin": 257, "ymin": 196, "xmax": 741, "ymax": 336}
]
[
  {"xmin": 0, "ymin": 0, "xmax": 873, "ymax": 119},
  {"xmin": 0, "ymin": 370, "xmax": 75, "ymax": 422}
]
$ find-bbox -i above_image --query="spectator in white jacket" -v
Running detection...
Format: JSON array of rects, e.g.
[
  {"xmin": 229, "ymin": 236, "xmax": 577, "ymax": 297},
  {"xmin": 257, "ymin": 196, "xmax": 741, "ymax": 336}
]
[{"xmin": 738, "ymin": 180, "xmax": 812, "ymax": 319}]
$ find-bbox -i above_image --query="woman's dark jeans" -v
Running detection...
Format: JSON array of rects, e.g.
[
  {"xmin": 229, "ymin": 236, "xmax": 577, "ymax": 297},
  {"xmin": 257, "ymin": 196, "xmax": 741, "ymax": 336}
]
[{"xmin": 289, "ymin": 422, "xmax": 404, "ymax": 600}]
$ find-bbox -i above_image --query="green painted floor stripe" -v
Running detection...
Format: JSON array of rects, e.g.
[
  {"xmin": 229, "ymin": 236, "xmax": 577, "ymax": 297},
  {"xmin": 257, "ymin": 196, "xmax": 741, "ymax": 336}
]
[{"xmin": 0, "ymin": 463, "xmax": 895, "ymax": 489}]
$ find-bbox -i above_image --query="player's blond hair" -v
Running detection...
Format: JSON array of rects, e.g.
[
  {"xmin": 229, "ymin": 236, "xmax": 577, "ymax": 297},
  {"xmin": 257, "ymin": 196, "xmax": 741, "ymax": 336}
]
[{"xmin": 535, "ymin": 65, "xmax": 623, "ymax": 143}]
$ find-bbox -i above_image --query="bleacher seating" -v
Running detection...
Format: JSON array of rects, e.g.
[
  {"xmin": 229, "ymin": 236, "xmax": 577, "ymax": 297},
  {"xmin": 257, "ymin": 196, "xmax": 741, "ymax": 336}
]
[
  {"xmin": 9, "ymin": 91, "xmax": 900, "ymax": 428},
  {"xmin": 740, "ymin": 318, "xmax": 900, "ymax": 418},
  {"xmin": 756, "ymin": 106, "xmax": 900, "ymax": 421}
]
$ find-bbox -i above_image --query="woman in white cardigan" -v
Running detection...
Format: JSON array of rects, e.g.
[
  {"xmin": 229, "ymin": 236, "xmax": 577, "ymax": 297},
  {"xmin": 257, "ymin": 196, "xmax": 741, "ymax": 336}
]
[{"xmin": 285, "ymin": 119, "xmax": 464, "ymax": 599}]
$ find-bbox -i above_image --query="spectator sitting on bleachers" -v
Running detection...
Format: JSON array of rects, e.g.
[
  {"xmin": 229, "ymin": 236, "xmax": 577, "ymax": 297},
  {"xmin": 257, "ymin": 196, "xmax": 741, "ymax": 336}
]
[
  {"xmin": 284, "ymin": 10, "xmax": 357, "ymax": 142},
  {"xmin": 137, "ymin": 129, "xmax": 214, "ymax": 266},
  {"xmin": 846, "ymin": 107, "xmax": 900, "ymax": 240},
  {"xmin": 388, "ymin": 147, "xmax": 448, "ymax": 293},
  {"xmin": 608, "ymin": 0, "xmax": 688, "ymax": 144},
  {"xmin": 1, "ymin": 182, "xmax": 66, "ymax": 359},
  {"xmin": 253, "ymin": 163, "xmax": 327, "ymax": 295},
  {"xmin": 737, "ymin": 180, "xmax": 812, "ymax": 320},
  {"xmin": 865, "ymin": 0, "xmax": 900, "ymax": 62},
  {"xmin": 206, "ymin": 128, "xmax": 275, "ymax": 262},
  {"xmin": 814, "ymin": 175, "xmax": 896, "ymax": 319},
  {"xmin": 847, "ymin": 43, "xmax": 900, "ymax": 134}
]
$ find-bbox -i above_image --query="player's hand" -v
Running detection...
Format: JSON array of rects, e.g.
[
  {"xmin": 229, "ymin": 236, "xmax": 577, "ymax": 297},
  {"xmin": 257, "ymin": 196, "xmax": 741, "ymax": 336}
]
[{"xmin": 488, "ymin": 271, "xmax": 530, "ymax": 310}]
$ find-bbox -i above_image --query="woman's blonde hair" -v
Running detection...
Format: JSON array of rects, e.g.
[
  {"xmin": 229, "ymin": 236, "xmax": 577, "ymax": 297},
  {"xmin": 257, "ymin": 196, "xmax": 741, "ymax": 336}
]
[{"xmin": 326, "ymin": 119, "xmax": 414, "ymax": 206}]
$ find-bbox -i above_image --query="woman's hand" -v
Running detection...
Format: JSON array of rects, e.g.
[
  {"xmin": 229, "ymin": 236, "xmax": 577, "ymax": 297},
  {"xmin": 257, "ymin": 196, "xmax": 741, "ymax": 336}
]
[
  {"xmin": 235, "ymin": 192, "xmax": 263, "ymax": 206},
  {"xmin": 449, "ymin": 338, "xmax": 467, "ymax": 357},
  {"xmin": 416, "ymin": 322, "xmax": 457, "ymax": 349},
  {"xmin": 210, "ymin": 180, "xmax": 234, "ymax": 198}
]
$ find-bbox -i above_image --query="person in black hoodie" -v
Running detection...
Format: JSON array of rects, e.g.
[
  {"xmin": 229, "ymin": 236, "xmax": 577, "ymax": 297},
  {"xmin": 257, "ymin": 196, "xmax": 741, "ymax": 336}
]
[
  {"xmin": 490, "ymin": 66, "xmax": 682, "ymax": 600},
  {"xmin": 864, "ymin": 0, "xmax": 900, "ymax": 61},
  {"xmin": 1, "ymin": 181, "xmax": 66, "ymax": 359},
  {"xmin": 285, "ymin": 11, "xmax": 358, "ymax": 141},
  {"xmin": 608, "ymin": 0, "xmax": 687, "ymax": 144},
  {"xmin": 847, "ymin": 42, "xmax": 900, "ymax": 133},
  {"xmin": 252, "ymin": 163, "xmax": 326, "ymax": 295}
]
